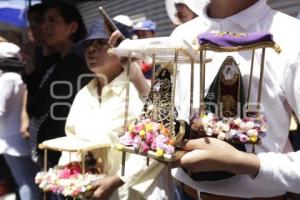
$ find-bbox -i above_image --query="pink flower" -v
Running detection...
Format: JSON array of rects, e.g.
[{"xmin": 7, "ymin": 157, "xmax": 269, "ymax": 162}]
[
  {"xmin": 156, "ymin": 135, "xmax": 168, "ymax": 149},
  {"xmin": 164, "ymin": 145, "xmax": 175, "ymax": 155},
  {"xmin": 72, "ymin": 189, "xmax": 81, "ymax": 196},
  {"xmin": 156, "ymin": 134, "xmax": 168, "ymax": 143},
  {"xmin": 141, "ymin": 142, "xmax": 150, "ymax": 153},
  {"xmin": 133, "ymin": 135, "xmax": 142, "ymax": 150},
  {"xmin": 67, "ymin": 163, "xmax": 81, "ymax": 174},
  {"xmin": 239, "ymin": 134, "xmax": 249, "ymax": 143},
  {"xmin": 142, "ymin": 118, "xmax": 152, "ymax": 124},
  {"xmin": 156, "ymin": 141, "xmax": 165, "ymax": 150},
  {"xmin": 242, "ymin": 117, "xmax": 250, "ymax": 122},
  {"xmin": 119, "ymin": 133, "xmax": 135, "ymax": 146},
  {"xmin": 151, "ymin": 140, "xmax": 157, "ymax": 150},
  {"xmin": 59, "ymin": 169, "xmax": 71, "ymax": 179},
  {"xmin": 134, "ymin": 124, "xmax": 144, "ymax": 133},
  {"xmin": 145, "ymin": 132, "xmax": 154, "ymax": 145}
]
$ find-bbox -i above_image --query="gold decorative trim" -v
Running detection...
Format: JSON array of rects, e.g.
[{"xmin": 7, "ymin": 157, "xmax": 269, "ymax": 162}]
[
  {"xmin": 174, "ymin": 120, "xmax": 186, "ymax": 147},
  {"xmin": 198, "ymin": 41, "xmax": 281, "ymax": 53},
  {"xmin": 215, "ymin": 32, "xmax": 248, "ymax": 37}
]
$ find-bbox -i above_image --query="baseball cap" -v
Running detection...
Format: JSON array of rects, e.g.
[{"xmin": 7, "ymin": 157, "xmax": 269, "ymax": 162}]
[
  {"xmin": 0, "ymin": 42, "xmax": 24, "ymax": 71},
  {"xmin": 133, "ymin": 20, "xmax": 157, "ymax": 32},
  {"xmin": 0, "ymin": 42, "xmax": 20, "ymax": 59},
  {"xmin": 113, "ymin": 15, "xmax": 133, "ymax": 27}
]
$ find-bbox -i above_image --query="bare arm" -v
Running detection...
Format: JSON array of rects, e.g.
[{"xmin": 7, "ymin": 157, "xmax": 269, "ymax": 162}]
[
  {"xmin": 179, "ymin": 138, "xmax": 260, "ymax": 177},
  {"xmin": 109, "ymin": 30, "xmax": 151, "ymax": 98},
  {"xmin": 20, "ymin": 89, "xmax": 30, "ymax": 139},
  {"xmin": 178, "ymin": 138, "xmax": 300, "ymax": 194}
]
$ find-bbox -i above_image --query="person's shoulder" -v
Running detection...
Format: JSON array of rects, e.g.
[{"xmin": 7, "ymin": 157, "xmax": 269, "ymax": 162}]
[
  {"xmin": 75, "ymin": 78, "xmax": 97, "ymax": 99},
  {"xmin": 270, "ymin": 9, "xmax": 300, "ymax": 33},
  {"xmin": 58, "ymin": 53, "xmax": 89, "ymax": 76},
  {"xmin": 0, "ymin": 73, "xmax": 23, "ymax": 89},
  {"xmin": 0, "ymin": 72, "xmax": 22, "ymax": 82},
  {"xmin": 267, "ymin": 10, "xmax": 300, "ymax": 52}
]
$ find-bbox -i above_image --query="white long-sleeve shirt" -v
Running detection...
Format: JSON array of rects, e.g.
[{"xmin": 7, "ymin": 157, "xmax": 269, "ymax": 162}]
[
  {"xmin": 0, "ymin": 72, "xmax": 30, "ymax": 156},
  {"xmin": 171, "ymin": 0, "xmax": 300, "ymax": 197},
  {"xmin": 256, "ymin": 151, "xmax": 300, "ymax": 194}
]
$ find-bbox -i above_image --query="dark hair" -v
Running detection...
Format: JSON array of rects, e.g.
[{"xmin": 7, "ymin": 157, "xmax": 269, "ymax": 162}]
[
  {"xmin": 46, "ymin": 3, "xmax": 87, "ymax": 42},
  {"xmin": 28, "ymin": 3, "xmax": 48, "ymax": 28},
  {"xmin": 28, "ymin": 3, "xmax": 48, "ymax": 16}
]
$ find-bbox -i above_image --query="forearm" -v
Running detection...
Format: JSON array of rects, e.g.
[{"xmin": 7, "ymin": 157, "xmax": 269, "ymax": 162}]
[
  {"xmin": 111, "ymin": 174, "xmax": 124, "ymax": 188},
  {"xmin": 178, "ymin": 138, "xmax": 297, "ymax": 197},
  {"xmin": 228, "ymin": 151, "xmax": 260, "ymax": 178}
]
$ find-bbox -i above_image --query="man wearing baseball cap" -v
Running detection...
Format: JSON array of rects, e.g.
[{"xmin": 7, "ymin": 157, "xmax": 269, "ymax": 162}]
[
  {"xmin": 133, "ymin": 20, "xmax": 157, "ymax": 39},
  {"xmin": 132, "ymin": 19, "xmax": 158, "ymax": 80}
]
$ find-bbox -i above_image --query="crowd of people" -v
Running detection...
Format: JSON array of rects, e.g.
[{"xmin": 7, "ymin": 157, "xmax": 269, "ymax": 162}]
[{"xmin": 0, "ymin": 0, "xmax": 300, "ymax": 200}]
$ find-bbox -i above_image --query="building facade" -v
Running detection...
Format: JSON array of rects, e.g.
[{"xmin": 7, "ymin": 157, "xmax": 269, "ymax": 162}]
[{"xmin": 77, "ymin": 0, "xmax": 300, "ymax": 36}]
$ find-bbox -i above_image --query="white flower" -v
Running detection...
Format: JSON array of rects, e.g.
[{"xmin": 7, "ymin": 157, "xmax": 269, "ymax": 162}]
[
  {"xmin": 216, "ymin": 121, "xmax": 223, "ymax": 128},
  {"xmin": 247, "ymin": 129, "xmax": 258, "ymax": 136},
  {"xmin": 240, "ymin": 122, "xmax": 246, "ymax": 130},
  {"xmin": 206, "ymin": 127, "xmax": 213, "ymax": 136},
  {"xmin": 245, "ymin": 121, "xmax": 255, "ymax": 129},
  {"xmin": 217, "ymin": 132, "xmax": 226, "ymax": 140},
  {"xmin": 213, "ymin": 127, "xmax": 221, "ymax": 135},
  {"xmin": 209, "ymin": 120, "xmax": 216, "ymax": 128},
  {"xmin": 202, "ymin": 116, "xmax": 210, "ymax": 126},
  {"xmin": 222, "ymin": 124, "xmax": 230, "ymax": 132},
  {"xmin": 234, "ymin": 118, "xmax": 242, "ymax": 126},
  {"xmin": 207, "ymin": 113, "xmax": 215, "ymax": 121},
  {"xmin": 229, "ymin": 129, "xmax": 237, "ymax": 137}
]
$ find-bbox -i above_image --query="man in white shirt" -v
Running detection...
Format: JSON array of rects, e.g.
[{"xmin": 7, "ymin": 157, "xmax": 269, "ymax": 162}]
[
  {"xmin": 171, "ymin": 0, "xmax": 300, "ymax": 199},
  {"xmin": 0, "ymin": 42, "xmax": 40, "ymax": 200}
]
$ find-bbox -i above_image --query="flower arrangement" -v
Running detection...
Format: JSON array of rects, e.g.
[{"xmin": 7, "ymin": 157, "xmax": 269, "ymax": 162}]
[
  {"xmin": 35, "ymin": 162, "xmax": 104, "ymax": 197},
  {"xmin": 117, "ymin": 119, "xmax": 176, "ymax": 158},
  {"xmin": 191, "ymin": 113, "xmax": 267, "ymax": 144}
]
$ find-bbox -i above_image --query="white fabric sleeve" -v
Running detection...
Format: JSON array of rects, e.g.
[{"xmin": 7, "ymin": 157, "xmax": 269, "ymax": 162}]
[
  {"xmin": 173, "ymin": 167, "xmax": 287, "ymax": 198},
  {"xmin": 173, "ymin": 151, "xmax": 300, "ymax": 197},
  {"xmin": 280, "ymin": 50, "xmax": 300, "ymax": 121},
  {"xmin": 0, "ymin": 75, "xmax": 14, "ymax": 117},
  {"xmin": 64, "ymin": 94, "xmax": 78, "ymax": 136},
  {"xmin": 116, "ymin": 153, "xmax": 148, "ymax": 183},
  {"xmin": 116, "ymin": 156, "xmax": 166, "ymax": 193},
  {"xmin": 59, "ymin": 92, "xmax": 82, "ymax": 165},
  {"xmin": 255, "ymin": 151, "xmax": 300, "ymax": 194}
]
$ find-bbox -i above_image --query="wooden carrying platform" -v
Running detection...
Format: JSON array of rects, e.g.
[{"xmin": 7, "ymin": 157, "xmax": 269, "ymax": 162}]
[{"xmin": 38, "ymin": 136, "xmax": 110, "ymax": 153}]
